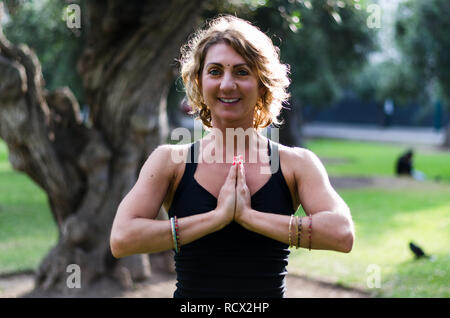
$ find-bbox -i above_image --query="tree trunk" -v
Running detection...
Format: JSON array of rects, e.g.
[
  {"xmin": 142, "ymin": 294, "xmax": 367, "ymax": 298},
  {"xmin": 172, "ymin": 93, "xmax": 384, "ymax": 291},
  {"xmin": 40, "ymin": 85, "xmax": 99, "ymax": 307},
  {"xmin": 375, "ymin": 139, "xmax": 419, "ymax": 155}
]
[
  {"xmin": 443, "ymin": 122, "xmax": 450, "ymax": 148},
  {"xmin": 0, "ymin": 0, "xmax": 204, "ymax": 295},
  {"xmin": 278, "ymin": 100, "xmax": 304, "ymax": 147}
]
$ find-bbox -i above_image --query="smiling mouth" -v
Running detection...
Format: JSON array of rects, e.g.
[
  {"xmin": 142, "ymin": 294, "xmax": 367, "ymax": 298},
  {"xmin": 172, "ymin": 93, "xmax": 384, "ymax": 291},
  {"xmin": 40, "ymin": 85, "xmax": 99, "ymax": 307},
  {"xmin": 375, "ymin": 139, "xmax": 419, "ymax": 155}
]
[{"xmin": 218, "ymin": 98, "xmax": 240, "ymax": 104}]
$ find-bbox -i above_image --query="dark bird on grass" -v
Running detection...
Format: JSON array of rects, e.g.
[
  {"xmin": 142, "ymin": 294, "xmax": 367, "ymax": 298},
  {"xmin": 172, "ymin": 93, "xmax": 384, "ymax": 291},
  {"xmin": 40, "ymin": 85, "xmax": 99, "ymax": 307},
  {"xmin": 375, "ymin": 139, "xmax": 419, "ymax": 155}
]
[{"xmin": 409, "ymin": 242, "xmax": 428, "ymax": 259}]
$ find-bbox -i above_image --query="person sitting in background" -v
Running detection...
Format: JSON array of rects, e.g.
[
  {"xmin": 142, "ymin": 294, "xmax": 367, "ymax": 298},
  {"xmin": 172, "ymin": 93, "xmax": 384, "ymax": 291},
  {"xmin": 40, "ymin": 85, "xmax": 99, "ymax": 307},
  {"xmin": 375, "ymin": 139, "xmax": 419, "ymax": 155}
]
[
  {"xmin": 396, "ymin": 149, "xmax": 413, "ymax": 175},
  {"xmin": 396, "ymin": 149, "xmax": 425, "ymax": 181}
]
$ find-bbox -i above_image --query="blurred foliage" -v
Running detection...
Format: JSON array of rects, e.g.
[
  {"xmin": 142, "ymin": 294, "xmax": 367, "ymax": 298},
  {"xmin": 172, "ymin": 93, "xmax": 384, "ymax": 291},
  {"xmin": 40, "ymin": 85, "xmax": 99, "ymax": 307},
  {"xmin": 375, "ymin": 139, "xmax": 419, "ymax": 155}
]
[
  {"xmin": 356, "ymin": 0, "xmax": 450, "ymax": 109},
  {"xmin": 253, "ymin": 0, "xmax": 377, "ymax": 107},
  {"xmin": 2, "ymin": 0, "xmax": 85, "ymax": 104},
  {"xmin": 395, "ymin": 0, "xmax": 450, "ymax": 108},
  {"xmin": 354, "ymin": 59, "xmax": 419, "ymax": 106}
]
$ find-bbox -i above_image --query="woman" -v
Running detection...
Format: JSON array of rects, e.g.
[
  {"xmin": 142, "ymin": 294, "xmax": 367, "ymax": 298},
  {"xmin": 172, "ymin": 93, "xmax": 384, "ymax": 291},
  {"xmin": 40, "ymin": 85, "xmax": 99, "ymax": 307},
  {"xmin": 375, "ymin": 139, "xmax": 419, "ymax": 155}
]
[{"xmin": 110, "ymin": 15, "xmax": 354, "ymax": 298}]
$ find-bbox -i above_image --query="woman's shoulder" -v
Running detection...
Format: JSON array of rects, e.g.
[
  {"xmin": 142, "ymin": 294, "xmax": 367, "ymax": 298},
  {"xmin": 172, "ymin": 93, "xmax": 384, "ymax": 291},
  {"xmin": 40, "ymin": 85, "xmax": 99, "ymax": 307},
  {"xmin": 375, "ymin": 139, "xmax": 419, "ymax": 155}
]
[
  {"xmin": 144, "ymin": 143, "xmax": 192, "ymax": 176},
  {"xmin": 273, "ymin": 141, "xmax": 316, "ymax": 162},
  {"xmin": 152, "ymin": 142, "xmax": 192, "ymax": 158},
  {"xmin": 275, "ymin": 141, "xmax": 323, "ymax": 175}
]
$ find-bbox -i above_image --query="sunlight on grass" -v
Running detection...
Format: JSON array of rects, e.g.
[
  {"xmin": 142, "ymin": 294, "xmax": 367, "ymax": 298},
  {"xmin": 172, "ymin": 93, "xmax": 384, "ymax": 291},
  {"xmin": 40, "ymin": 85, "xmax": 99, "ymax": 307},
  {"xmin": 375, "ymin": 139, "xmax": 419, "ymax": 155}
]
[{"xmin": 288, "ymin": 187, "xmax": 450, "ymax": 297}]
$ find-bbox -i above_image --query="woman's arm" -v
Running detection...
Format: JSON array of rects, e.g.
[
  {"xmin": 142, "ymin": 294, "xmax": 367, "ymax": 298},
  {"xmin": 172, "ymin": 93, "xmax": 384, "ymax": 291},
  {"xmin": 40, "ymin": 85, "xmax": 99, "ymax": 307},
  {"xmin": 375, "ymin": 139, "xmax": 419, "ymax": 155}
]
[
  {"xmin": 110, "ymin": 145, "xmax": 237, "ymax": 258},
  {"xmin": 234, "ymin": 148, "xmax": 354, "ymax": 253}
]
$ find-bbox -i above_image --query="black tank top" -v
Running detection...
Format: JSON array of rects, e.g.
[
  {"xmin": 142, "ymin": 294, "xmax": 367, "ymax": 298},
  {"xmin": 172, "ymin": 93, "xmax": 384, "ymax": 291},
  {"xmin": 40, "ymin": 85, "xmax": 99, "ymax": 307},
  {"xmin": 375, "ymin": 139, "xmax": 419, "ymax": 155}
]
[{"xmin": 168, "ymin": 138, "xmax": 295, "ymax": 298}]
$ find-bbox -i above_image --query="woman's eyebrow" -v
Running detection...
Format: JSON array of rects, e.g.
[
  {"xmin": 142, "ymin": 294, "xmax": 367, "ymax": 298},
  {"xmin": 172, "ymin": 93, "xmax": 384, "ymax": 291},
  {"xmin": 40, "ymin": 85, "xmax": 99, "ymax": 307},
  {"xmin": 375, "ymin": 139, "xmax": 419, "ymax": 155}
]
[{"xmin": 205, "ymin": 62, "xmax": 250, "ymax": 68}]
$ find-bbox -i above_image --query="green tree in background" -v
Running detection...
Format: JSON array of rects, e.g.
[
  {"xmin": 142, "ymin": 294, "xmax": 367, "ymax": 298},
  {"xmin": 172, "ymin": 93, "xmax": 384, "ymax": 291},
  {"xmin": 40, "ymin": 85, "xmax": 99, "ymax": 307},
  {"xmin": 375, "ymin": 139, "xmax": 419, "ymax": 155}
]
[
  {"xmin": 0, "ymin": 0, "xmax": 204, "ymax": 295},
  {"xmin": 395, "ymin": 0, "xmax": 450, "ymax": 146},
  {"xmin": 355, "ymin": 0, "xmax": 450, "ymax": 146},
  {"xmin": 251, "ymin": 0, "xmax": 377, "ymax": 145},
  {"xmin": 3, "ymin": 0, "xmax": 84, "ymax": 104}
]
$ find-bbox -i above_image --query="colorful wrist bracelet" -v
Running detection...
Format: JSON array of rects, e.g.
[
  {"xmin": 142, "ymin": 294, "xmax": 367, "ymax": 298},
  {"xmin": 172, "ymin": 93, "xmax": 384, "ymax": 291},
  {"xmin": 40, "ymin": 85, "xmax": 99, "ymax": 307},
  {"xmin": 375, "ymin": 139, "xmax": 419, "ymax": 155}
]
[
  {"xmin": 170, "ymin": 217, "xmax": 179, "ymax": 253},
  {"xmin": 174, "ymin": 216, "xmax": 180, "ymax": 252}
]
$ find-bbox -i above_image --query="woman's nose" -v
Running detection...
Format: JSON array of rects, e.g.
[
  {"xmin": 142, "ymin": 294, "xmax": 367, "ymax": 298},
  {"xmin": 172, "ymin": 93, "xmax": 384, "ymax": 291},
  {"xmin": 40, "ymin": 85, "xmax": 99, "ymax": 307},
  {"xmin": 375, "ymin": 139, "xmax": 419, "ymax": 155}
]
[{"xmin": 220, "ymin": 72, "xmax": 237, "ymax": 91}]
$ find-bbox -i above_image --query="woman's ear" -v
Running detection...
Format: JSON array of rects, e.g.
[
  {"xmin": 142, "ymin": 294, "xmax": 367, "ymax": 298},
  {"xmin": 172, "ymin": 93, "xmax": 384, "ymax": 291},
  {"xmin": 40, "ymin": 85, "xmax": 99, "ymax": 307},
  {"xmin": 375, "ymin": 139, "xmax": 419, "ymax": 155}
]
[{"xmin": 259, "ymin": 85, "xmax": 267, "ymax": 100}]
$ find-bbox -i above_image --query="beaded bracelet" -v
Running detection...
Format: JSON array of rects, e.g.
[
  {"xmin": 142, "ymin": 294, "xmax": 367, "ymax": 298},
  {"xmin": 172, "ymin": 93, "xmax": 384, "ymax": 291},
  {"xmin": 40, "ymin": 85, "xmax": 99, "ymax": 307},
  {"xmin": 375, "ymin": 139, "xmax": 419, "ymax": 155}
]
[
  {"xmin": 308, "ymin": 214, "xmax": 312, "ymax": 251},
  {"xmin": 295, "ymin": 216, "xmax": 299, "ymax": 249},
  {"xmin": 288, "ymin": 215, "xmax": 294, "ymax": 248},
  {"xmin": 174, "ymin": 216, "xmax": 181, "ymax": 252},
  {"xmin": 170, "ymin": 217, "xmax": 176, "ymax": 252},
  {"xmin": 297, "ymin": 216, "xmax": 302, "ymax": 249},
  {"xmin": 170, "ymin": 217, "xmax": 179, "ymax": 253}
]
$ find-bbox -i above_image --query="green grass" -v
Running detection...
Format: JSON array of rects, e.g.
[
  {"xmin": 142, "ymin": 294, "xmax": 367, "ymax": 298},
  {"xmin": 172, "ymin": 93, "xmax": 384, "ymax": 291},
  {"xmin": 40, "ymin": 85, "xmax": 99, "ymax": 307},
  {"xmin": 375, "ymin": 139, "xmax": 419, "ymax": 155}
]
[
  {"xmin": 289, "ymin": 187, "xmax": 450, "ymax": 297},
  {"xmin": 0, "ymin": 141, "xmax": 58, "ymax": 274},
  {"xmin": 304, "ymin": 139, "xmax": 450, "ymax": 182},
  {"xmin": 287, "ymin": 139, "xmax": 450, "ymax": 297}
]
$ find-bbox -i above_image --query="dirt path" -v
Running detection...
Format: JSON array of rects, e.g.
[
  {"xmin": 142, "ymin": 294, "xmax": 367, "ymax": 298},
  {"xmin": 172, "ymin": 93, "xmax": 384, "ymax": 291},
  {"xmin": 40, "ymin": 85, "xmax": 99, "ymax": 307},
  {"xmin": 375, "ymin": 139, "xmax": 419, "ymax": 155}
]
[
  {"xmin": 330, "ymin": 175, "xmax": 450, "ymax": 190},
  {"xmin": 0, "ymin": 271, "xmax": 370, "ymax": 298}
]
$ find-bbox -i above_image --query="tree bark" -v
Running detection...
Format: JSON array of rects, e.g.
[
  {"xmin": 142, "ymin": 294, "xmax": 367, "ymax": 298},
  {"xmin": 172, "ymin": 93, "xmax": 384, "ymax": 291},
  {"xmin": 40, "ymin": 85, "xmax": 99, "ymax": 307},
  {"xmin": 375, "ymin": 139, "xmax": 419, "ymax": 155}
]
[
  {"xmin": 0, "ymin": 0, "xmax": 204, "ymax": 295},
  {"xmin": 443, "ymin": 121, "xmax": 450, "ymax": 148},
  {"xmin": 278, "ymin": 100, "xmax": 304, "ymax": 148}
]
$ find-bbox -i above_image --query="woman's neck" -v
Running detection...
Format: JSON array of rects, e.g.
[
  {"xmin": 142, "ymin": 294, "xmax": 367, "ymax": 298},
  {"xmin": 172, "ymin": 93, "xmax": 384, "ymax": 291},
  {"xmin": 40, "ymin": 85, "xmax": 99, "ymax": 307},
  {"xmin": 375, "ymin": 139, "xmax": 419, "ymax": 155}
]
[{"xmin": 201, "ymin": 127, "xmax": 267, "ymax": 164}]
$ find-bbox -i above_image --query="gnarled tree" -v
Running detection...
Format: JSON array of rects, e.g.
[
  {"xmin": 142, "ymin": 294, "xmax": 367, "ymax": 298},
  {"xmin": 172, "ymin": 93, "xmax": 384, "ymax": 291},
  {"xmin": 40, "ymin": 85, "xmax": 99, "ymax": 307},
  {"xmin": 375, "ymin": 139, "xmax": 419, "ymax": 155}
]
[{"xmin": 0, "ymin": 0, "xmax": 204, "ymax": 295}]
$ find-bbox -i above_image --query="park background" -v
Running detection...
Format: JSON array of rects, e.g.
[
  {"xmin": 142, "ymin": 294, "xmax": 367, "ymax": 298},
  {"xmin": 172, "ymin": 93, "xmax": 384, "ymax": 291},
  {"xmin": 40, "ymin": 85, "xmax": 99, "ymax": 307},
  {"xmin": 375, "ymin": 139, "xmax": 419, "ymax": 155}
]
[{"xmin": 0, "ymin": 0, "xmax": 449, "ymax": 298}]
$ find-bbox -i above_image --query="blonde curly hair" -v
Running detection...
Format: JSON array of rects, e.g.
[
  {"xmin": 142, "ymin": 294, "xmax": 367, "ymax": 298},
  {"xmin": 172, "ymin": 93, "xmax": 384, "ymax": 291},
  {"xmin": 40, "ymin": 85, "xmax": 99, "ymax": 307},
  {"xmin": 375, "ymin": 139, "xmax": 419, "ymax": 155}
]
[{"xmin": 179, "ymin": 15, "xmax": 290, "ymax": 129}]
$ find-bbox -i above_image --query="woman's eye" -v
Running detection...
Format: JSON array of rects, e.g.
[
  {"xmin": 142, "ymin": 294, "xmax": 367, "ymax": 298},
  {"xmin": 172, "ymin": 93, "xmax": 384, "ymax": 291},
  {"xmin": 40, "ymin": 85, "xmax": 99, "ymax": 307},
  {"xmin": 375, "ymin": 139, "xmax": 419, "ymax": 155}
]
[
  {"xmin": 237, "ymin": 69, "xmax": 249, "ymax": 76},
  {"xmin": 208, "ymin": 69, "xmax": 220, "ymax": 75}
]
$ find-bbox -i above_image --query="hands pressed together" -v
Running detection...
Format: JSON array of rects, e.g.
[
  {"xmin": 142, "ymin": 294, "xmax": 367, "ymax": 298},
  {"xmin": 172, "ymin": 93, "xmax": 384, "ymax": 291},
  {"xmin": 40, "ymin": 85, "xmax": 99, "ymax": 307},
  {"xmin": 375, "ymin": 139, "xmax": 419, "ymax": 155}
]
[{"xmin": 216, "ymin": 155, "xmax": 252, "ymax": 227}]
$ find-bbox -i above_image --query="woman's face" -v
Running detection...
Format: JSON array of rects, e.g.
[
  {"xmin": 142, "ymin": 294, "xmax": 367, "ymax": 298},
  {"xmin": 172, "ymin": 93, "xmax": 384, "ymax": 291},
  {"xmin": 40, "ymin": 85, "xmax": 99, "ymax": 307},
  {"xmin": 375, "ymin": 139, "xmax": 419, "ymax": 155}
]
[{"xmin": 200, "ymin": 42, "xmax": 263, "ymax": 128}]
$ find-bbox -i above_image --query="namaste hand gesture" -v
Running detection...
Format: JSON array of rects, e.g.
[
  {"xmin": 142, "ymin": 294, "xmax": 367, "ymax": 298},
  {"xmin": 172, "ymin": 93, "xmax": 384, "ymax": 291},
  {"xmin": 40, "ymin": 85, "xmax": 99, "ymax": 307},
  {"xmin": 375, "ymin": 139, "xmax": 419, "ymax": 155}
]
[
  {"xmin": 215, "ymin": 155, "xmax": 252, "ymax": 227},
  {"xmin": 234, "ymin": 155, "xmax": 252, "ymax": 224}
]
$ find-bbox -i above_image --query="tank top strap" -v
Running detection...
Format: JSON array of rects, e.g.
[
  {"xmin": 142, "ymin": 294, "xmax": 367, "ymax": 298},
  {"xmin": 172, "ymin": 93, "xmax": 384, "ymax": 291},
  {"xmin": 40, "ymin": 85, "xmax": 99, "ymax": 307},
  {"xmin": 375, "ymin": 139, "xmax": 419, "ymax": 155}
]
[
  {"xmin": 183, "ymin": 139, "xmax": 200, "ymax": 179},
  {"xmin": 267, "ymin": 138, "xmax": 280, "ymax": 175}
]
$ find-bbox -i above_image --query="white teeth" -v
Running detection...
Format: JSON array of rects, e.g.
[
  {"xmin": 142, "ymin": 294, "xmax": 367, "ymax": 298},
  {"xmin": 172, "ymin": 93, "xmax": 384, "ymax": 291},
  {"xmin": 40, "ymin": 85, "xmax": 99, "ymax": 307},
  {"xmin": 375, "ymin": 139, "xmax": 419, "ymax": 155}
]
[{"xmin": 219, "ymin": 98, "xmax": 239, "ymax": 103}]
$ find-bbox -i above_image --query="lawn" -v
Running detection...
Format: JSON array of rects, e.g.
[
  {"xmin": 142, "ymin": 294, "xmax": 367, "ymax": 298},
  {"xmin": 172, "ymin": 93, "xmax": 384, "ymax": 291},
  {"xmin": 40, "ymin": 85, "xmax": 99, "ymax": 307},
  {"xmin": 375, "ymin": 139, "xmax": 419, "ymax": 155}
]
[
  {"xmin": 0, "ymin": 141, "xmax": 57, "ymax": 274},
  {"xmin": 287, "ymin": 138, "xmax": 450, "ymax": 297},
  {"xmin": 289, "ymin": 187, "xmax": 450, "ymax": 297},
  {"xmin": 305, "ymin": 138, "xmax": 450, "ymax": 182},
  {"xmin": 0, "ymin": 138, "xmax": 449, "ymax": 297}
]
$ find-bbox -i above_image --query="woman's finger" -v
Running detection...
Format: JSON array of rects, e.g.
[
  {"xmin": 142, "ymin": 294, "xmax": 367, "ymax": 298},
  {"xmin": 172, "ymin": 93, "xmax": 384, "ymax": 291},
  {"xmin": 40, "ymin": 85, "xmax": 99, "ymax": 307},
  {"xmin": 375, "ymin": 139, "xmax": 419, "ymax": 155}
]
[
  {"xmin": 227, "ymin": 159, "xmax": 238, "ymax": 186},
  {"xmin": 237, "ymin": 160, "xmax": 246, "ymax": 187}
]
